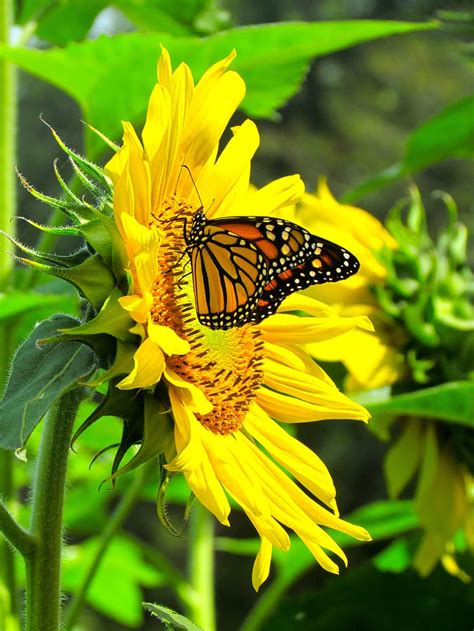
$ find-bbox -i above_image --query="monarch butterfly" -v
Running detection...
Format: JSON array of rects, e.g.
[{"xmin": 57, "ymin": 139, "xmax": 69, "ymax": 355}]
[{"xmin": 184, "ymin": 208, "xmax": 360, "ymax": 330}]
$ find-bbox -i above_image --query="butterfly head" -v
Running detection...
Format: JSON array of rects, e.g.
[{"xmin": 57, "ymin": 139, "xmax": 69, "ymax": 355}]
[{"xmin": 185, "ymin": 206, "xmax": 207, "ymax": 248}]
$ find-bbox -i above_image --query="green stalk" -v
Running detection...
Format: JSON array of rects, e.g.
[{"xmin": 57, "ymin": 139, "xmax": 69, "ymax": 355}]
[
  {"xmin": 0, "ymin": 0, "xmax": 18, "ymax": 625},
  {"xmin": 187, "ymin": 503, "xmax": 216, "ymax": 631},
  {"xmin": 63, "ymin": 459, "xmax": 156, "ymax": 630},
  {"xmin": 0, "ymin": 501, "xmax": 35, "ymax": 558},
  {"xmin": 25, "ymin": 388, "xmax": 83, "ymax": 631},
  {"xmin": 0, "ymin": 0, "xmax": 16, "ymax": 283}
]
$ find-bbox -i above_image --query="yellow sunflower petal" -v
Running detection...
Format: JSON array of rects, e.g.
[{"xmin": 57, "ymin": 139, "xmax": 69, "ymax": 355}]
[
  {"xmin": 256, "ymin": 385, "xmax": 369, "ymax": 423},
  {"xmin": 244, "ymin": 174, "xmax": 305, "ymax": 216},
  {"xmin": 117, "ymin": 337, "xmax": 165, "ymax": 389},
  {"xmin": 199, "ymin": 119, "xmax": 260, "ymax": 217},
  {"xmin": 148, "ymin": 317, "xmax": 190, "ymax": 355},
  {"xmin": 164, "ymin": 367, "xmax": 213, "ymax": 415},
  {"xmin": 252, "ymin": 538, "xmax": 273, "ymax": 591},
  {"xmin": 179, "ymin": 70, "xmax": 246, "ymax": 190},
  {"xmin": 167, "ymin": 388, "xmax": 231, "ymax": 525},
  {"xmin": 245, "ymin": 406, "xmax": 337, "ymax": 511}
]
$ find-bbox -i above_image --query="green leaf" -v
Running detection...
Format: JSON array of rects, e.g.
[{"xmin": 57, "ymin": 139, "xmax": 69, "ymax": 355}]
[
  {"xmin": 345, "ymin": 95, "xmax": 474, "ymax": 201},
  {"xmin": 0, "ymin": 315, "xmax": 97, "ymax": 450},
  {"xmin": 18, "ymin": 0, "xmax": 106, "ymax": 45},
  {"xmin": 16, "ymin": 0, "xmax": 52, "ymax": 23},
  {"xmin": 367, "ymin": 381, "xmax": 474, "ymax": 428},
  {"xmin": 115, "ymin": 0, "xmax": 231, "ymax": 36},
  {"xmin": 0, "ymin": 20, "xmax": 437, "ymax": 156},
  {"xmin": 63, "ymin": 536, "xmax": 163, "ymax": 627},
  {"xmin": 0, "ymin": 291, "xmax": 72, "ymax": 323},
  {"xmin": 63, "ymin": 483, "xmax": 109, "ymax": 533},
  {"xmin": 374, "ymin": 538, "xmax": 412, "ymax": 573},
  {"xmin": 143, "ymin": 603, "xmax": 203, "ymax": 631}
]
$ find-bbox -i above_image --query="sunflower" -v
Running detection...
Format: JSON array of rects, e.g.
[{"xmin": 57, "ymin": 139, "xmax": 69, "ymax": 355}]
[
  {"xmin": 103, "ymin": 48, "xmax": 372, "ymax": 589},
  {"xmin": 288, "ymin": 180, "xmax": 405, "ymax": 391},
  {"xmin": 292, "ymin": 184, "xmax": 474, "ymax": 581}
]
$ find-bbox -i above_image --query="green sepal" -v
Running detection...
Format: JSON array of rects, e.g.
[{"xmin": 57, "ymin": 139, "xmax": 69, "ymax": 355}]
[
  {"xmin": 43, "ymin": 117, "xmax": 110, "ymax": 189},
  {"xmin": 53, "ymin": 158, "xmax": 83, "ymax": 205},
  {"xmin": 16, "ymin": 253, "xmax": 116, "ymax": 312},
  {"xmin": 79, "ymin": 214, "xmax": 127, "ymax": 282},
  {"xmin": 433, "ymin": 295, "xmax": 474, "ymax": 332},
  {"xmin": 110, "ymin": 395, "xmax": 173, "ymax": 480},
  {"xmin": 86, "ymin": 340, "xmax": 136, "ymax": 387},
  {"xmin": 406, "ymin": 350, "xmax": 436, "ymax": 384},
  {"xmin": 71, "ymin": 378, "xmax": 144, "ymax": 449},
  {"xmin": 3, "ymin": 231, "xmax": 90, "ymax": 267},
  {"xmin": 404, "ymin": 300, "xmax": 440, "ymax": 348},
  {"xmin": 157, "ymin": 469, "xmax": 194, "ymax": 537},
  {"xmin": 58, "ymin": 288, "xmax": 134, "ymax": 342},
  {"xmin": 17, "ymin": 216, "xmax": 82, "ymax": 236},
  {"xmin": 16, "ymin": 170, "xmax": 80, "ymax": 219},
  {"xmin": 68, "ymin": 155, "xmax": 109, "ymax": 200},
  {"xmin": 39, "ymin": 330, "xmax": 116, "ymax": 372},
  {"xmin": 86, "ymin": 121, "xmax": 120, "ymax": 152}
]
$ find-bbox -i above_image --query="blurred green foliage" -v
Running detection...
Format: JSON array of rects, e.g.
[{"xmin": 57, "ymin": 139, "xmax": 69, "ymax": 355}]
[{"xmin": 0, "ymin": 1, "xmax": 472, "ymax": 630}]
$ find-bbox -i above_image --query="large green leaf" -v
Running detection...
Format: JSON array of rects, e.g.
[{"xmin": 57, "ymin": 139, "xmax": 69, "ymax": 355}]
[
  {"xmin": 366, "ymin": 381, "xmax": 474, "ymax": 428},
  {"xmin": 345, "ymin": 94, "xmax": 474, "ymax": 201},
  {"xmin": 0, "ymin": 20, "xmax": 437, "ymax": 155},
  {"xmin": 115, "ymin": 0, "xmax": 231, "ymax": 36},
  {"xmin": 17, "ymin": 0, "xmax": 228, "ymax": 44},
  {"xmin": 28, "ymin": 0, "xmax": 106, "ymax": 46},
  {"xmin": 63, "ymin": 535, "xmax": 163, "ymax": 627},
  {"xmin": 0, "ymin": 315, "xmax": 97, "ymax": 450}
]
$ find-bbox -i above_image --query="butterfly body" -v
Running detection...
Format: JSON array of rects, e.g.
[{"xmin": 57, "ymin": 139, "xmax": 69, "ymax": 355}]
[{"xmin": 184, "ymin": 209, "xmax": 359, "ymax": 330}]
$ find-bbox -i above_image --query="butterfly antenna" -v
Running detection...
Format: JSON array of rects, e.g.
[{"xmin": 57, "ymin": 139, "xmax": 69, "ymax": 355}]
[{"xmin": 180, "ymin": 164, "xmax": 204, "ymax": 210}]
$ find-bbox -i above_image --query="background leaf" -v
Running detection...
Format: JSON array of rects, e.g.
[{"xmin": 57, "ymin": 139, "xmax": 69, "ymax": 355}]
[
  {"xmin": 0, "ymin": 291, "xmax": 73, "ymax": 323},
  {"xmin": 366, "ymin": 381, "xmax": 474, "ymax": 428},
  {"xmin": 115, "ymin": 0, "xmax": 232, "ymax": 36},
  {"xmin": 344, "ymin": 95, "xmax": 474, "ymax": 201},
  {"xmin": 143, "ymin": 603, "xmax": 203, "ymax": 631},
  {"xmin": 63, "ymin": 536, "xmax": 164, "ymax": 627},
  {"xmin": 0, "ymin": 20, "xmax": 437, "ymax": 155},
  {"xmin": 0, "ymin": 314, "xmax": 96, "ymax": 450}
]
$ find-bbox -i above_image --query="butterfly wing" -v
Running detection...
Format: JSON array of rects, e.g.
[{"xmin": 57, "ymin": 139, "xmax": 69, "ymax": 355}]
[
  {"xmin": 210, "ymin": 216, "xmax": 359, "ymax": 324},
  {"xmin": 191, "ymin": 224, "xmax": 269, "ymax": 329}
]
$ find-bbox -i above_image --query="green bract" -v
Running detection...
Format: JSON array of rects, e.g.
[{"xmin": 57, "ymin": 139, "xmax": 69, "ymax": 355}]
[
  {"xmin": 376, "ymin": 188, "xmax": 474, "ymax": 385},
  {"xmin": 0, "ymin": 127, "xmax": 153, "ymax": 473}
]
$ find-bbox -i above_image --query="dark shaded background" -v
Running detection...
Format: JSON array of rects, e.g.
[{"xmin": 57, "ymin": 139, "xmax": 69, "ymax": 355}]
[{"xmin": 14, "ymin": 1, "xmax": 473, "ymax": 629}]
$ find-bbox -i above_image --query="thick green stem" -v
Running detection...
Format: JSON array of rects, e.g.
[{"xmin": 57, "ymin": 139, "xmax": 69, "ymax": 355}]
[
  {"xmin": 25, "ymin": 388, "xmax": 83, "ymax": 631},
  {"xmin": 0, "ymin": 450, "xmax": 18, "ymax": 624},
  {"xmin": 63, "ymin": 459, "xmax": 156, "ymax": 630},
  {"xmin": 187, "ymin": 503, "xmax": 216, "ymax": 631}
]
